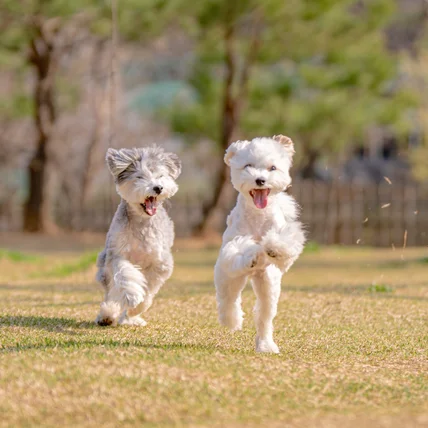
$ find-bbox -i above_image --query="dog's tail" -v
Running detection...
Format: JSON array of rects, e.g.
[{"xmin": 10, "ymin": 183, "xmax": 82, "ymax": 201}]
[{"xmin": 95, "ymin": 301, "xmax": 121, "ymax": 326}]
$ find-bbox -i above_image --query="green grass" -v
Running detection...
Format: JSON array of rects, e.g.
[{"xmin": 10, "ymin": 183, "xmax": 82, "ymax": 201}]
[
  {"xmin": 31, "ymin": 251, "xmax": 99, "ymax": 278},
  {"xmin": 368, "ymin": 283, "xmax": 394, "ymax": 293},
  {"xmin": 0, "ymin": 248, "xmax": 40, "ymax": 262},
  {"xmin": 0, "ymin": 241, "xmax": 427, "ymax": 427},
  {"xmin": 302, "ymin": 240, "xmax": 321, "ymax": 254}
]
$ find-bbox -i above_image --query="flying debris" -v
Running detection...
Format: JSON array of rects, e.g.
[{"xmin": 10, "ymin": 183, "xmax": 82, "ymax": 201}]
[{"xmin": 403, "ymin": 230, "xmax": 408, "ymax": 250}]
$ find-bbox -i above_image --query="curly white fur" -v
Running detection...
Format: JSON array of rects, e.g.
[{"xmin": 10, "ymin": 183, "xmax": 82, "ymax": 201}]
[
  {"xmin": 95, "ymin": 146, "xmax": 181, "ymax": 327},
  {"xmin": 215, "ymin": 135, "xmax": 306, "ymax": 353}
]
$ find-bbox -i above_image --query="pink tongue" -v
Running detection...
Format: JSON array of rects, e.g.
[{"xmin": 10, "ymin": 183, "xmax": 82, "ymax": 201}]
[
  {"xmin": 145, "ymin": 197, "xmax": 157, "ymax": 216},
  {"xmin": 252, "ymin": 189, "xmax": 269, "ymax": 209}
]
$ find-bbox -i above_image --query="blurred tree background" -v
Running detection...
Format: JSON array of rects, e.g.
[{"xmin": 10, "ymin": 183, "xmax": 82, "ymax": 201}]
[{"xmin": 0, "ymin": 0, "xmax": 427, "ymax": 237}]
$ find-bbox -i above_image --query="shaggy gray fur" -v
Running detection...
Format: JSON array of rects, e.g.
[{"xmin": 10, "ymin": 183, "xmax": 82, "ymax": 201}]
[{"xmin": 95, "ymin": 146, "xmax": 181, "ymax": 326}]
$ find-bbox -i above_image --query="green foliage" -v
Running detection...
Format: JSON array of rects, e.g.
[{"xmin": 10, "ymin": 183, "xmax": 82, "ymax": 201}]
[
  {"xmin": 118, "ymin": 0, "xmax": 186, "ymax": 41},
  {"xmin": 0, "ymin": 92, "xmax": 33, "ymax": 119},
  {"xmin": 166, "ymin": 0, "xmax": 416, "ymax": 164}
]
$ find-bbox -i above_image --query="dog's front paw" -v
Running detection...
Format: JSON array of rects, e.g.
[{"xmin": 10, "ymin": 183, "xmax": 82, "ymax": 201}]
[
  {"xmin": 242, "ymin": 244, "xmax": 265, "ymax": 270},
  {"xmin": 219, "ymin": 311, "xmax": 244, "ymax": 331},
  {"xmin": 256, "ymin": 337, "xmax": 280, "ymax": 354},
  {"xmin": 95, "ymin": 301, "xmax": 121, "ymax": 327},
  {"xmin": 118, "ymin": 315, "xmax": 147, "ymax": 326},
  {"xmin": 266, "ymin": 247, "xmax": 281, "ymax": 259},
  {"xmin": 263, "ymin": 237, "xmax": 289, "ymax": 260}
]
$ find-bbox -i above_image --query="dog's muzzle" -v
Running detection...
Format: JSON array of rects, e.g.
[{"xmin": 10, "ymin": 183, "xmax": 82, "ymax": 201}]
[
  {"xmin": 249, "ymin": 189, "xmax": 270, "ymax": 209},
  {"xmin": 141, "ymin": 196, "xmax": 158, "ymax": 216}
]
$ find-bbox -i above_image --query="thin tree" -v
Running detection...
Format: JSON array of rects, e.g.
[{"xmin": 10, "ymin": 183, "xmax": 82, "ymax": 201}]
[{"xmin": 167, "ymin": 0, "xmax": 415, "ymax": 234}]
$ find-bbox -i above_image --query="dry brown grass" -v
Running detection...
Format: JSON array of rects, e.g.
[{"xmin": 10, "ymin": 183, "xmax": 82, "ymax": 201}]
[{"xmin": 0, "ymin": 238, "xmax": 427, "ymax": 427}]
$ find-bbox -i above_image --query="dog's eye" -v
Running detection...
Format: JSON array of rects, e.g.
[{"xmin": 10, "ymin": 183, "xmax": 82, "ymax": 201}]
[
  {"xmin": 135, "ymin": 174, "xmax": 144, "ymax": 179},
  {"xmin": 244, "ymin": 164, "xmax": 253, "ymax": 169},
  {"xmin": 270, "ymin": 166, "xmax": 276, "ymax": 171}
]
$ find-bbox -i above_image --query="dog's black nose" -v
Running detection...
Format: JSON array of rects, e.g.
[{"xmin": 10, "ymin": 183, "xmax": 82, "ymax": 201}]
[
  {"xmin": 255, "ymin": 178, "xmax": 265, "ymax": 187},
  {"xmin": 153, "ymin": 186, "xmax": 163, "ymax": 195}
]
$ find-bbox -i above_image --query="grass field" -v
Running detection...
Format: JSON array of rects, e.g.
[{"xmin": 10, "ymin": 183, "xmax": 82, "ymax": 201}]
[{"xmin": 0, "ymin": 237, "xmax": 427, "ymax": 427}]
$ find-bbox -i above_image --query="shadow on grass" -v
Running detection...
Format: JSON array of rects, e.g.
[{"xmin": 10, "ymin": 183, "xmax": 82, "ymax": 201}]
[
  {"xmin": 0, "ymin": 315, "xmax": 96, "ymax": 331},
  {"xmin": 0, "ymin": 315, "xmax": 244, "ymax": 355},
  {"xmin": 0, "ymin": 340, "xmax": 244, "ymax": 355}
]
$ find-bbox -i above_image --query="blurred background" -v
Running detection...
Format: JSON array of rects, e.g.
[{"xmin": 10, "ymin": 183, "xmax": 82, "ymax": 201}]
[{"xmin": 1, "ymin": 0, "xmax": 428, "ymax": 246}]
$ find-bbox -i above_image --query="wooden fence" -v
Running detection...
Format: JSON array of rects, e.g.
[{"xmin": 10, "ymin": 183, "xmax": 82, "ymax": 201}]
[
  {"xmin": 292, "ymin": 180, "xmax": 428, "ymax": 247},
  {"xmin": 1, "ymin": 180, "xmax": 428, "ymax": 247}
]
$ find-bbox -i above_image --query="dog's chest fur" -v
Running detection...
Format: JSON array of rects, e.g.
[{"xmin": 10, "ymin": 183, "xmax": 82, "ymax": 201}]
[
  {"xmin": 107, "ymin": 201, "xmax": 174, "ymax": 270},
  {"xmin": 225, "ymin": 194, "xmax": 297, "ymax": 242},
  {"xmin": 122, "ymin": 230, "xmax": 159, "ymax": 269}
]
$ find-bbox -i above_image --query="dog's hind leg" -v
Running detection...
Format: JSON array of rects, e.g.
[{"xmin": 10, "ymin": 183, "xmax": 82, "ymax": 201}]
[
  {"xmin": 214, "ymin": 236, "xmax": 267, "ymax": 331},
  {"xmin": 142, "ymin": 252, "xmax": 174, "ymax": 312},
  {"xmin": 215, "ymin": 272, "xmax": 247, "ymax": 331},
  {"xmin": 118, "ymin": 253, "xmax": 174, "ymax": 326},
  {"xmin": 118, "ymin": 304, "xmax": 147, "ymax": 326},
  {"xmin": 251, "ymin": 265, "xmax": 282, "ymax": 353}
]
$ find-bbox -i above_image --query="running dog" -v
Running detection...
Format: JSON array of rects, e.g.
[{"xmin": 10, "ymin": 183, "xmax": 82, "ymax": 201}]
[
  {"xmin": 95, "ymin": 146, "xmax": 181, "ymax": 326},
  {"xmin": 214, "ymin": 135, "xmax": 305, "ymax": 353}
]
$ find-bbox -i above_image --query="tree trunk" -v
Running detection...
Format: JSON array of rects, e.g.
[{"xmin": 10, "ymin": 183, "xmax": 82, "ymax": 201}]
[
  {"xmin": 195, "ymin": 24, "xmax": 237, "ymax": 235},
  {"xmin": 301, "ymin": 149, "xmax": 320, "ymax": 180},
  {"xmin": 23, "ymin": 140, "xmax": 47, "ymax": 231},
  {"xmin": 196, "ymin": 15, "xmax": 261, "ymax": 235},
  {"xmin": 76, "ymin": 39, "xmax": 107, "ymax": 230},
  {"xmin": 23, "ymin": 26, "xmax": 57, "ymax": 232}
]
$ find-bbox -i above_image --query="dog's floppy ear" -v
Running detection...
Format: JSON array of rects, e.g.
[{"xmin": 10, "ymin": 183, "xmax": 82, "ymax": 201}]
[
  {"xmin": 106, "ymin": 148, "xmax": 137, "ymax": 178},
  {"xmin": 272, "ymin": 135, "xmax": 295, "ymax": 157},
  {"xmin": 164, "ymin": 152, "xmax": 182, "ymax": 179},
  {"xmin": 224, "ymin": 140, "xmax": 249, "ymax": 166}
]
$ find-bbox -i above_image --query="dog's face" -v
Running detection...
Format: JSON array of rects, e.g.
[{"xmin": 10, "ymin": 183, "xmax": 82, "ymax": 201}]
[
  {"xmin": 106, "ymin": 147, "xmax": 181, "ymax": 216},
  {"xmin": 225, "ymin": 135, "xmax": 294, "ymax": 209}
]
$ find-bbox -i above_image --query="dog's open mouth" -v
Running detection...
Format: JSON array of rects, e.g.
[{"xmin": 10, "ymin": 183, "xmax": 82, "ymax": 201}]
[
  {"xmin": 249, "ymin": 189, "xmax": 270, "ymax": 209},
  {"xmin": 141, "ymin": 197, "xmax": 158, "ymax": 216}
]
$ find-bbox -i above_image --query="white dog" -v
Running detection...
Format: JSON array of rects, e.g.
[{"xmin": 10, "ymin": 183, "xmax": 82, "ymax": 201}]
[
  {"xmin": 214, "ymin": 135, "xmax": 305, "ymax": 353},
  {"xmin": 95, "ymin": 146, "xmax": 181, "ymax": 326}
]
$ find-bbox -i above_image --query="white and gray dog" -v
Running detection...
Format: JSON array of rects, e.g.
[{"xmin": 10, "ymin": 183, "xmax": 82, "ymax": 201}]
[
  {"xmin": 95, "ymin": 146, "xmax": 181, "ymax": 327},
  {"xmin": 215, "ymin": 135, "xmax": 305, "ymax": 353}
]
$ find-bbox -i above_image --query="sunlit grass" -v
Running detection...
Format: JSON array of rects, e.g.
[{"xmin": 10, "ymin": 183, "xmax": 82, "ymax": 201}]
[
  {"xmin": 0, "ymin": 242, "xmax": 427, "ymax": 427},
  {"xmin": 31, "ymin": 251, "xmax": 99, "ymax": 278},
  {"xmin": 0, "ymin": 248, "xmax": 41, "ymax": 262}
]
